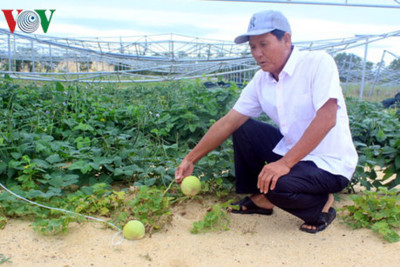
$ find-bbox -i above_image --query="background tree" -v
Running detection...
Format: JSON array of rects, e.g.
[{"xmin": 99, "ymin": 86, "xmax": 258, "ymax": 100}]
[
  {"xmin": 388, "ymin": 58, "xmax": 400, "ymax": 70},
  {"xmin": 334, "ymin": 52, "xmax": 373, "ymax": 82}
]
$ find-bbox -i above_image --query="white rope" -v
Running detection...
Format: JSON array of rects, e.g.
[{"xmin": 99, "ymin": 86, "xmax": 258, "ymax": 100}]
[{"xmin": 0, "ymin": 182, "xmax": 124, "ymax": 246}]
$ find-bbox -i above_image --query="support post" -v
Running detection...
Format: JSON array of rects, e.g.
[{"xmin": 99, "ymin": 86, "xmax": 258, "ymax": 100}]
[
  {"xmin": 370, "ymin": 50, "xmax": 386, "ymax": 97},
  {"xmin": 31, "ymin": 40, "xmax": 35, "ymax": 73},
  {"xmin": 8, "ymin": 34, "xmax": 11, "ymax": 72},
  {"xmin": 359, "ymin": 38, "xmax": 369, "ymax": 100}
]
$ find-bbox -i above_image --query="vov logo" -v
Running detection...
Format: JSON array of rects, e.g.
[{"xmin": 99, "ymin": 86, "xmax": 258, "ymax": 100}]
[{"xmin": 2, "ymin": 9, "xmax": 55, "ymax": 34}]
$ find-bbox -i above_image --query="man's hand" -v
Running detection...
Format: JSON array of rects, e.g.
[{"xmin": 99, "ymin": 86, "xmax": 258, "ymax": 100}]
[
  {"xmin": 174, "ymin": 110, "xmax": 249, "ymax": 184},
  {"xmin": 175, "ymin": 158, "xmax": 194, "ymax": 184},
  {"xmin": 257, "ymin": 159, "xmax": 291, "ymax": 194}
]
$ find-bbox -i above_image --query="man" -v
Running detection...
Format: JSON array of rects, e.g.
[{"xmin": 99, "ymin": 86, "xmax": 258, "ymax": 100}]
[{"xmin": 175, "ymin": 10, "xmax": 358, "ymax": 233}]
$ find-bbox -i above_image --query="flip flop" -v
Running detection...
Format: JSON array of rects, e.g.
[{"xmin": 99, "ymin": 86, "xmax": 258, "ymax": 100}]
[
  {"xmin": 231, "ymin": 196, "xmax": 273, "ymax": 216},
  {"xmin": 299, "ymin": 207, "xmax": 336, "ymax": 234}
]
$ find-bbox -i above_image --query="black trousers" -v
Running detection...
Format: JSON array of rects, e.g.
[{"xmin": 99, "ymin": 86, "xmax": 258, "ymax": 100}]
[{"xmin": 232, "ymin": 119, "xmax": 349, "ymax": 223}]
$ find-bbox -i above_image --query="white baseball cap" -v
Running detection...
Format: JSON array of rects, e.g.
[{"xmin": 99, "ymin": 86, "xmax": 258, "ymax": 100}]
[{"xmin": 234, "ymin": 10, "xmax": 291, "ymax": 44}]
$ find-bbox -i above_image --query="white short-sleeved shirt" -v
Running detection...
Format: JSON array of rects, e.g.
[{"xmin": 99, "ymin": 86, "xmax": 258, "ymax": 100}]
[{"xmin": 233, "ymin": 47, "xmax": 358, "ymax": 180}]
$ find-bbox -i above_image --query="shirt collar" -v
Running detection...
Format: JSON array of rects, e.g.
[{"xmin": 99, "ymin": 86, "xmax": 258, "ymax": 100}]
[
  {"xmin": 281, "ymin": 46, "xmax": 300, "ymax": 78},
  {"xmin": 265, "ymin": 46, "xmax": 300, "ymax": 82}
]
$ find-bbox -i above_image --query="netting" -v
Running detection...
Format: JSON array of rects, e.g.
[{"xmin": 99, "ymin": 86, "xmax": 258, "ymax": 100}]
[{"xmin": 0, "ymin": 28, "xmax": 399, "ymax": 95}]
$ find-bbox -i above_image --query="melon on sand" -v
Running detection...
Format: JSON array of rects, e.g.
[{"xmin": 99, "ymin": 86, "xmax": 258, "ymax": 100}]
[
  {"xmin": 123, "ymin": 220, "xmax": 145, "ymax": 240},
  {"xmin": 181, "ymin": 176, "xmax": 201, "ymax": 196}
]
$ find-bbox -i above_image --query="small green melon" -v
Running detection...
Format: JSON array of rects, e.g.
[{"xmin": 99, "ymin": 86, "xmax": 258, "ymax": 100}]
[{"xmin": 181, "ymin": 176, "xmax": 201, "ymax": 196}]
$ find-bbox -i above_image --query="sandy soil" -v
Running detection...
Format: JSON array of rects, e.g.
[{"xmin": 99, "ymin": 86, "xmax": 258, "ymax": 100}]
[{"xmin": 1, "ymin": 194, "xmax": 400, "ymax": 267}]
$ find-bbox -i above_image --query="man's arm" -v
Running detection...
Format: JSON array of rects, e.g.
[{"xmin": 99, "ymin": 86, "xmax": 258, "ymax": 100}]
[
  {"xmin": 175, "ymin": 109, "xmax": 249, "ymax": 183},
  {"xmin": 257, "ymin": 98, "xmax": 338, "ymax": 194}
]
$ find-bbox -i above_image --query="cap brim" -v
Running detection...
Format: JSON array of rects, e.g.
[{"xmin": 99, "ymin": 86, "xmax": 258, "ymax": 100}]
[{"xmin": 234, "ymin": 28, "xmax": 275, "ymax": 44}]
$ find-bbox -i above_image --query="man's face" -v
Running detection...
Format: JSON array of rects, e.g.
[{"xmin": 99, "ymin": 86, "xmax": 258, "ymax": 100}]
[{"xmin": 249, "ymin": 32, "xmax": 292, "ymax": 78}]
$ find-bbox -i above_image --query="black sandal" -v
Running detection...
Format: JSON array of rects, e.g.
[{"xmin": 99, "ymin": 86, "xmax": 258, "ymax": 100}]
[
  {"xmin": 231, "ymin": 196, "xmax": 273, "ymax": 216},
  {"xmin": 299, "ymin": 207, "xmax": 336, "ymax": 234}
]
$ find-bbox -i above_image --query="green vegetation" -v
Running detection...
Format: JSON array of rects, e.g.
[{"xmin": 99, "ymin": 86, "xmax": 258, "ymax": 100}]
[
  {"xmin": 0, "ymin": 254, "xmax": 11, "ymax": 264},
  {"xmin": 0, "ymin": 75, "xmax": 237, "ymax": 235},
  {"xmin": 0, "ymin": 75, "xmax": 237, "ymax": 190},
  {"xmin": 343, "ymin": 83, "xmax": 398, "ymax": 102},
  {"xmin": 191, "ymin": 200, "xmax": 232, "ymax": 234},
  {"xmin": 0, "ymin": 216, "xmax": 6, "ymax": 229},
  {"xmin": 347, "ymin": 98, "xmax": 400, "ymax": 191},
  {"xmin": 341, "ymin": 187, "xmax": 400, "ymax": 243},
  {"xmin": 0, "ymin": 75, "xmax": 400, "ymax": 240}
]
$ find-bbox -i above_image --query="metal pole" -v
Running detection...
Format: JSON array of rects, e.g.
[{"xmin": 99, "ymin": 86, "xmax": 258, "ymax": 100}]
[
  {"xmin": 210, "ymin": 0, "xmax": 400, "ymax": 9},
  {"xmin": 13, "ymin": 35, "xmax": 16, "ymax": 72},
  {"xmin": 31, "ymin": 40, "xmax": 35, "ymax": 72},
  {"xmin": 8, "ymin": 34, "xmax": 11, "ymax": 72},
  {"xmin": 370, "ymin": 50, "xmax": 386, "ymax": 97},
  {"xmin": 170, "ymin": 40, "xmax": 174, "ymax": 60},
  {"xmin": 120, "ymin": 36, "xmax": 123, "ymax": 54},
  {"xmin": 66, "ymin": 39, "xmax": 69, "ymax": 73},
  {"xmin": 49, "ymin": 45, "xmax": 53, "ymax": 73},
  {"xmin": 359, "ymin": 38, "xmax": 369, "ymax": 100}
]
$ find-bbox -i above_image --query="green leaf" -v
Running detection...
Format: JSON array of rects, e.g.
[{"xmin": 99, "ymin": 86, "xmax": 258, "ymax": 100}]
[
  {"xmin": 40, "ymin": 134, "xmax": 54, "ymax": 142},
  {"xmin": 114, "ymin": 165, "xmax": 139, "ymax": 177},
  {"xmin": 144, "ymin": 178, "xmax": 156, "ymax": 186},
  {"xmin": 68, "ymin": 160, "xmax": 92, "ymax": 174},
  {"xmin": 32, "ymin": 159, "xmax": 51, "ymax": 169},
  {"xmin": 55, "ymin": 81, "xmax": 64, "ymax": 92},
  {"xmin": 46, "ymin": 154, "xmax": 62, "ymax": 164},
  {"xmin": 395, "ymin": 156, "xmax": 400, "ymax": 171},
  {"xmin": 0, "ymin": 216, "xmax": 7, "ymax": 230},
  {"xmin": 384, "ymin": 231, "xmax": 400, "ymax": 243},
  {"xmin": 73, "ymin": 123, "xmax": 94, "ymax": 132},
  {"xmin": 35, "ymin": 142, "xmax": 47, "ymax": 153},
  {"xmin": 10, "ymin": 152, "xmax": 22, "ymax": 160},
  {"xmin": 376, "ymin": 128, "xmax": 386, "ymax": 142},
  {"xmin": 89, "ymin": 157, "xmax": 113, "ymax": 170},
  {"xmin": 0, "ymin": 162, "xmax": 7, "ymax": 174},
  {"xmin": 188, "ymin": 124, "xmax": 197, "ymax": 132},
  {"xmin": 46, "ymin": 173, "xmax": 79, "ymax": 188},
  {"xmin": 8, "ymin": 160, "xmax": 22, "ymax": 169}
]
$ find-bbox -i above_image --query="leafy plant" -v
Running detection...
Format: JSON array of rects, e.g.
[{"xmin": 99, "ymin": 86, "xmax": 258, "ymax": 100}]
[
  {"xmin": 191, "ymin": 200, "xmax": 232, "ymax": 234},
  {"xmin": 0, "ymin": 182, "xmax": 177, "ymax": 235},
  {"xmin": 340, "ymin": 187, "xmax": 400, "ymax": 242},
  {"xmin": 0, "ymin": 77, "xmax": 238, "ymax": 193},
  {"xmin": 0, "ymin": 216, "xmax": 7, "ymax": 229},
  {"xmin": 347, "ymin": 98, "xmax": 400, "ymax": 191},
  {"xmin": 32, "ymin": 215, "xmax": 80, "ymax": 235},
  {"xmin": 0, "ymin": 253, "xmax": 11, "ymax": 264},
  {"xmin": 67, "ymin": 183, "xmax": 126, "ymax": 216},
  {"xmin": 0, "ymin": 76, "xmax": 242, "ymax": 235},
  {"xmin": 122, "ymin": 185, "xmax": 174, "ymax": 234}
]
